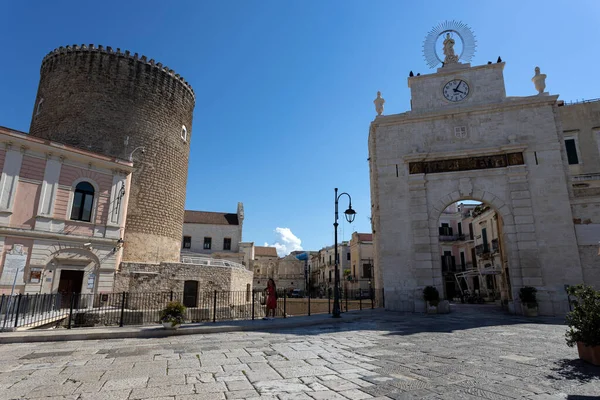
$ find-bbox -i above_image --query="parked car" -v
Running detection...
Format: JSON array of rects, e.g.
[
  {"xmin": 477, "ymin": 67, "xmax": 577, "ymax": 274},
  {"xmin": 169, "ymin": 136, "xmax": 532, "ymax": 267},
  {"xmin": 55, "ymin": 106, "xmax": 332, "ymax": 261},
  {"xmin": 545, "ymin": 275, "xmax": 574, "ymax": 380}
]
[
  {"xmin": 354, "ymin": 289, "xmax": 372, "ymax": 300},
  {"xmin": 290, "ymin": 289, "xmax": 304, "ymax": 298}
]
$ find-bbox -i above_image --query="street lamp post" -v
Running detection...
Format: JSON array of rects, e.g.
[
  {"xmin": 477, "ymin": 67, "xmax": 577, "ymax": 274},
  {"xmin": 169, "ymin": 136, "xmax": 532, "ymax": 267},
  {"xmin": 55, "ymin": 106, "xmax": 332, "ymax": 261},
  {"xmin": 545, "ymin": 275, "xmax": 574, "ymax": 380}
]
[{"xmin": 333, "ymin": 188, "xmax": 356, "ymax": 318}]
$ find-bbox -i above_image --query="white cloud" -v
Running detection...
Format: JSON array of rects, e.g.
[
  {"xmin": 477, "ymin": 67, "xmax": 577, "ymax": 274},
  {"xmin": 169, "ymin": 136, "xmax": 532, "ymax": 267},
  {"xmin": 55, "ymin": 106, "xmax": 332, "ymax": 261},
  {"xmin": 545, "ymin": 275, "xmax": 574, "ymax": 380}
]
[{"xmin": 264, "ymin": 227, "xmax": 303, "ymax": 257}]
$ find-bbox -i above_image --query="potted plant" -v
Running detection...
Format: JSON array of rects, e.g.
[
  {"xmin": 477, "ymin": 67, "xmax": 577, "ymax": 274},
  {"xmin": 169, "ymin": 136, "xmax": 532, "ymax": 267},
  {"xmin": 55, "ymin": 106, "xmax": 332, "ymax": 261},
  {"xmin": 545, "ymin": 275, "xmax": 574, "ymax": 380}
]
[
  {"xmin": 423, "ymin": 286, "xmax": 440, "ymax": 314},
  {"xmin": 519, "ymin": 286, "xmax": 538, "ymax": 317},
  {"xmin": 565, "ymin": 284, "xmax": 600, "ymax": 366},
  {"xmin": 160, "ymin": 301, "xmax": 186, "ymax": 329}
]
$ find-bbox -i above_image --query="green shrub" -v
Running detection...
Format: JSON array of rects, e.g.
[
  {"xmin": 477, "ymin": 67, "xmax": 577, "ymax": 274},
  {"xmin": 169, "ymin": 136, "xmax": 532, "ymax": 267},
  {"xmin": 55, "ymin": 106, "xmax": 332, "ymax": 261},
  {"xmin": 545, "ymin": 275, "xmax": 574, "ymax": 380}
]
[
  {"xmin": 519, "ymin": 286, "xmax": 538, "ymax": 308},
  {"xmin": 565, "ymin": 284, "xmax": 600, "ymax": 347},
  {"xmin": 160, "ymin": 301, "xmax": 186, "ymax": 327},
  {"xmin": 423, "ymin": 286, "xmax": 440, "ymax": 306}
]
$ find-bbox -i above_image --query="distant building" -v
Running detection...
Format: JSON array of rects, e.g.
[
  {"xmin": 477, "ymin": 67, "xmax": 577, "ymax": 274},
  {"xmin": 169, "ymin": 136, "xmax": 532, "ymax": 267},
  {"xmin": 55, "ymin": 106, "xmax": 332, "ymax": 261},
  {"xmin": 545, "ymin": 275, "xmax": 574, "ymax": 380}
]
[
  {"xmin": 347, "ymin": 232, "xmax": 374, "ymax": 292},
  {"xmin": 182, "ymin": 203, "xmax": 244, "ymax": 263},
  {"xmin": 251, "ymin": 247, "xmax": 308, "ymax": 293},
  {"xmin": 309, "ymin": 242, "xmax": 349, "ymax": 296},
  {"xmin": 251, "ymin": 246, "xmax": 279, "ymax": 288},
  {"xmin": 0, "ymin": 126, "xmax": 132, "ymax": 296}
]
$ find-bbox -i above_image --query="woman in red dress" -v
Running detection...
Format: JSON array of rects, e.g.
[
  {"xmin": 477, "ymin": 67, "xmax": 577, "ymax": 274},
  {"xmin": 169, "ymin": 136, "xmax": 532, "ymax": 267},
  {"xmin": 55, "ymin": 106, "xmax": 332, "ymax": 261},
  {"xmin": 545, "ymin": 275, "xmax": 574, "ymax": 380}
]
[{"xmin": 264, "ymin": 278, "xmax": 277, "ymax": 320}]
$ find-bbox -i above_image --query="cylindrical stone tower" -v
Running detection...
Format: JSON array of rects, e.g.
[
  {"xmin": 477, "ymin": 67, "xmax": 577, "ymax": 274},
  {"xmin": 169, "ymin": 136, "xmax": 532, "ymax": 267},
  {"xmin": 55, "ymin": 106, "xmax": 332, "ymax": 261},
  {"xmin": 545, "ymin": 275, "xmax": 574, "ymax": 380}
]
[{"xmin": 29, "ymin": 44, "xmax": 195, "ymax": 263}]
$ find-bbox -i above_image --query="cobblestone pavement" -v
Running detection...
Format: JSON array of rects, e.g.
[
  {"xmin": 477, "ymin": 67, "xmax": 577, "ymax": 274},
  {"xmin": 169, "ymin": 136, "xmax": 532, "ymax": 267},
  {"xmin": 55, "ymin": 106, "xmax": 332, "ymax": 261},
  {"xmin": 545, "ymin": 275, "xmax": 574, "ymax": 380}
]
[{"xmin": 0, "ymin": 305, "xmax": 599, "ymax": 400}]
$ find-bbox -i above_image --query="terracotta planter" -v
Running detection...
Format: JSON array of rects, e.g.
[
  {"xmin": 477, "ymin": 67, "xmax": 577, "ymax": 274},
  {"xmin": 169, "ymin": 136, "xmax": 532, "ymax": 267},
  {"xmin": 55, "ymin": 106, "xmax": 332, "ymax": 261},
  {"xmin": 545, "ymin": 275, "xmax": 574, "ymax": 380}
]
[
  {"xmin": 522, "ymin": 303, "xmax": 538, "ymax": 317},
  {"xmin": 162, "ymin": 321, "xmax": 181, "ymax": 330},
  {"xmin": 577, "ymin": 342, "xmax": 600, "ymax": 366}
]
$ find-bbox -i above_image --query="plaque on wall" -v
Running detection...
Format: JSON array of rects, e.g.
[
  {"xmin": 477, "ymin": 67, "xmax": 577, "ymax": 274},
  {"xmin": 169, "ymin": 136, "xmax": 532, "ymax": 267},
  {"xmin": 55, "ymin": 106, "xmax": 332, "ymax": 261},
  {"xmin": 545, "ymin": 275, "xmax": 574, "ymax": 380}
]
[
  {"xmin": 409, "ymin": 152, "xmax": 524, "ymax": 175},
  {"xmin": 87, "ymin": 273, "xmax": 96, "ymax": 289},
  {"xmin": 0, "ymin": 245, "xmax": 27, "ymax": 286}
]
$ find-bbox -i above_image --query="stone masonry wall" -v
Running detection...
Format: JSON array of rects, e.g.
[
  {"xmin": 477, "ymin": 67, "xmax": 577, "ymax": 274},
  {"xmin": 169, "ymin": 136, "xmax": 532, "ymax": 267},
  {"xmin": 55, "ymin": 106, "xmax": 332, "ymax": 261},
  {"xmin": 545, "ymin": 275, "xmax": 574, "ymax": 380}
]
[
  {"xmin": 115, "ymin": 262, "xmax": 253, "ymax": 294},
  {"xmin": 28, "ymin": 45, "xmax": 195, "ymax": 263}
]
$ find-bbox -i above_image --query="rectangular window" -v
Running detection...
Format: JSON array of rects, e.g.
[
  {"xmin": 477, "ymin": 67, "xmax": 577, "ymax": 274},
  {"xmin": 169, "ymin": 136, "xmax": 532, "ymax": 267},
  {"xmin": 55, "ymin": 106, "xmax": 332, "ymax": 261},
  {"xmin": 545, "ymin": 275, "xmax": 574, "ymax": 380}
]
[
  {"xmin": 203, "ymin": 237, "xmax": 212, "ymax": 250},
  {"xmin": 347, "ymin": 253, "xmax": 350, "ymax": 261},
  {"xmin": 223, "ymin": 238, "xmax": 231, "ymax": 251},
  {"xmin": 565, "ymin": 138, "xmax": 579, "ymax": 165},
  {"xmin": 439, "ymin": 223, "xmax": 452, "ymax": 236},
  {"xmin": 469, "ymin": 223, "xmax": 474, "ymax": 240},
  {"xmin": 457, "ymin": 222, "xmax": 463, "ymax": 236},
  {"xmin": 182, "ymin": 236, "xmax": 191, "ymax": 249},
  {"xmin": 482, "ymin": 228, "xmax": 489, "ymax": 252},
  {"xmin": 362, "ymin": 263, "xmax": 372, "ymax": 279}
]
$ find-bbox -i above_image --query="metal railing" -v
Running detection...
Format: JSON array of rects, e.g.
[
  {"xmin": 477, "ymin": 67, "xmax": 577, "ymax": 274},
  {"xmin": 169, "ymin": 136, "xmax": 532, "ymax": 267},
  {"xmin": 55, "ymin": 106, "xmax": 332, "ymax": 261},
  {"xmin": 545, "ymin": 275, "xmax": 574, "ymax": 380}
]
[
  {"xmin": 439, "ymin": 234, "xmax": 466, "ymax": 242},
  {"xmin": 0, "ymin": 288, "xmax": 384, "ymax": 332},
  {"xmin": 562, "ymin": 98, "xmax": 600, "ymax": 106},
  {"xmin": 179, "ymin": 255, "xmax": 247, "ymax": 270}
]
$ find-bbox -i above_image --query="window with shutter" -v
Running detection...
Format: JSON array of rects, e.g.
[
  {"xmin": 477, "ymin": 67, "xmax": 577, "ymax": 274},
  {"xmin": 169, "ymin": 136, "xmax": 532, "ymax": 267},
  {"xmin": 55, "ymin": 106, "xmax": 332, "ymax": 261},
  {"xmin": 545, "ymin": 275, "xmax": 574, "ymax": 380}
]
[{"xmin": 565, "ymin": 138, "xmax": 579, "ymax": 165}]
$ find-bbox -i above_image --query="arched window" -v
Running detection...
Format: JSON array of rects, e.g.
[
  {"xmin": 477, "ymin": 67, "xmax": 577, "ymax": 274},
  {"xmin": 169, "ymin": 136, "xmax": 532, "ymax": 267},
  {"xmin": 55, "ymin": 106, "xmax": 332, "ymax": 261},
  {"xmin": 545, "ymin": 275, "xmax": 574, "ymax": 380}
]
[
  {"xmin": 181, "ymin": 125, "xmax": 187, "ymax": 141},
  {"xmin": 70, "ymin": 182, "xmax": 95, "ymax": 222}
]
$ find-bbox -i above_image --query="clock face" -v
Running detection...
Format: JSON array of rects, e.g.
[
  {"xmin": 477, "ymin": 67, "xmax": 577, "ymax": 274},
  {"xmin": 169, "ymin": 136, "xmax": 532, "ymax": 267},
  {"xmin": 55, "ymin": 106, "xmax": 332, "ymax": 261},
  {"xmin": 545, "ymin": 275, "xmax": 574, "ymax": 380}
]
[{"xmin": 443, "ymin": 79, "xmax": 470, "ymax": 102}]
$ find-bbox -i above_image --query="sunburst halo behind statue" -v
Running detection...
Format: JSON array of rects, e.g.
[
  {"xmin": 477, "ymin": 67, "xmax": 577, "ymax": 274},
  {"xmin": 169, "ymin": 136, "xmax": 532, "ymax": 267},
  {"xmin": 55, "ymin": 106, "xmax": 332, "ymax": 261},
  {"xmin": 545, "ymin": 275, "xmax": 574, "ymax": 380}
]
[{"xmin": 423, "ymin": 20, "xmax": 477, "ymax": 69}]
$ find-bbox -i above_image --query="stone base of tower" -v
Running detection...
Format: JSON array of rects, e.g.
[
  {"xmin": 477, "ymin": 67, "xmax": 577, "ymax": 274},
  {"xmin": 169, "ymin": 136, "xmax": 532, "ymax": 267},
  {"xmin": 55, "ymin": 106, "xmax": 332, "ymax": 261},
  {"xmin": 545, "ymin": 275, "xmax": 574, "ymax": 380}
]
[{"xmin": 122, "ymin": 232, "xmax": 181, "ymax": 264}]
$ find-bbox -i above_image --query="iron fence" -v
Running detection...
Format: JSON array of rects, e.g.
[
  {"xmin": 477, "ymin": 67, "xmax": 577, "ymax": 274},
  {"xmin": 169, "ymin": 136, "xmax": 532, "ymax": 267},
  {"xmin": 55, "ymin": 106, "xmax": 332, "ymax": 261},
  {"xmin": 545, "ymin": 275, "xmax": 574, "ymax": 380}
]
[{"xmin": 0, "ymin": 288, "xmax": 384, "ymax": 332}]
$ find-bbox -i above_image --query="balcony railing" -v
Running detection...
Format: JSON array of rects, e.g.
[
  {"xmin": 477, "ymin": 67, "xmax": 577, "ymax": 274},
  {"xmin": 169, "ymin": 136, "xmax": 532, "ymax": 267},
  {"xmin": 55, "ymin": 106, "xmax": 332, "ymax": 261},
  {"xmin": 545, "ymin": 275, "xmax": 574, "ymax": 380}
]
[
  {"xmin": 491, "ymin": 238, "xmax": 499, "ymax": 253},
  {"xmin": 439, "ymin": 234, "xmax": 466, "ymax": 242},
  {"xmin": 475, "ymin": 244, "xmax": 490, "ymax": 258}
]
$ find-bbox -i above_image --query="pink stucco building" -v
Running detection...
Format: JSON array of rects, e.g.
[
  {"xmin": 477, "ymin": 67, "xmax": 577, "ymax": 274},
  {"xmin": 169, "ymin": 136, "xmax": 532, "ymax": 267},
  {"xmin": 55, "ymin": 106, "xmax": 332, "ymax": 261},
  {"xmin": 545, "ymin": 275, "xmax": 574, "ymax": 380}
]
[{"xmin": 0, "ymin": 126, "xmax": 132, "ymax": 296}]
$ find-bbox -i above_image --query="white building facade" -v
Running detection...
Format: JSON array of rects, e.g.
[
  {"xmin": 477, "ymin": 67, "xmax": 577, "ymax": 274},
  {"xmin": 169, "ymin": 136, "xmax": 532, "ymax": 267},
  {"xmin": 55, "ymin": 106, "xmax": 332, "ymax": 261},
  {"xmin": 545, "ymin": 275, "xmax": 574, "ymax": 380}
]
[{"xmin": 182, "ymin": 203, "xmax": 244, "ymax": 261}]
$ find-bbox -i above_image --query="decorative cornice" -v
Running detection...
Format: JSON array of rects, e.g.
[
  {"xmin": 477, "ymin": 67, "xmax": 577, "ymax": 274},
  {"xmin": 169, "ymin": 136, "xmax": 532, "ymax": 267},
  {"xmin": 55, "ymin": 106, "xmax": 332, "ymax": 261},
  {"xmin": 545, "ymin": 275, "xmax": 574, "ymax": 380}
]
[{"xmin": 373, "ymin": 95, "xmax": 560, "ymax": 127}]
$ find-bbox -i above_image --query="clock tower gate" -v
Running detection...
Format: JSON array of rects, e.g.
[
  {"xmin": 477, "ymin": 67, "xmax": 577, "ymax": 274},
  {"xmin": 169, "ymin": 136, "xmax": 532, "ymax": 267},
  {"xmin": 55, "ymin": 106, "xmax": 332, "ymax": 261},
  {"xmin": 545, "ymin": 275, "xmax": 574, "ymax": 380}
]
[{"xmin": 369, "ymin": 57, "xmax": 584, "ymax": 316}]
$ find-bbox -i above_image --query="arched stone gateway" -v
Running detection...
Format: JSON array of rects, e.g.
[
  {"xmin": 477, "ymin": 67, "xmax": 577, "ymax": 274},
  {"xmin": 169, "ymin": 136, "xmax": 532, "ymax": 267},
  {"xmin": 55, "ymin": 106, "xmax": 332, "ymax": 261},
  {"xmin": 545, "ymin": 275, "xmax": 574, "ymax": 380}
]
[
  {"xmin": 368, "ymin": 47, "xmax": 588, "ymax": 317},
  {"xmin": 429, "ymin": 192, "xmax": 518, "ymax": 309}
]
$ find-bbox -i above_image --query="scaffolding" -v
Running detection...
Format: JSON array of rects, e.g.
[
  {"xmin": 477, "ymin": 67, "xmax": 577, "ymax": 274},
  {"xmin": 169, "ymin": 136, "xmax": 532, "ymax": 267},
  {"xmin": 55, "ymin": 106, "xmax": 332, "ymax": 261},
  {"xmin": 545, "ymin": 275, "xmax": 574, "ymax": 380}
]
[{"xmin": 453, "ymin": 264, "xmax": 502, "ymax": 298}]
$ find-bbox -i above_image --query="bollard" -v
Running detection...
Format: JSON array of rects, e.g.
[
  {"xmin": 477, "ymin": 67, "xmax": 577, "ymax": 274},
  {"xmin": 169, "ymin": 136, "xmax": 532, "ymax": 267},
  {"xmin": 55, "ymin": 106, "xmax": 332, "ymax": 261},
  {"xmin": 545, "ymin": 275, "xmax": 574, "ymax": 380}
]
[
  {"xmin": 252, "ymin": 290, "xmax": 255, "ymax": 320},
  {"xmin": 213, "ymin": 290, "xmax": 217, "ymax": 323}
]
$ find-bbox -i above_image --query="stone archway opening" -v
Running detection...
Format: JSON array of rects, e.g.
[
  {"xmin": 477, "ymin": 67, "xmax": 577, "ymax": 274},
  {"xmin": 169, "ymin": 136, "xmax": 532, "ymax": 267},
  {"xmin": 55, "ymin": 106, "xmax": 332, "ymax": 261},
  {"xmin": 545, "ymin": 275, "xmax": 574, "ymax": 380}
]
[{"xmin": 435, "ymin": 200, "xmax": 512, "ymax": 310}]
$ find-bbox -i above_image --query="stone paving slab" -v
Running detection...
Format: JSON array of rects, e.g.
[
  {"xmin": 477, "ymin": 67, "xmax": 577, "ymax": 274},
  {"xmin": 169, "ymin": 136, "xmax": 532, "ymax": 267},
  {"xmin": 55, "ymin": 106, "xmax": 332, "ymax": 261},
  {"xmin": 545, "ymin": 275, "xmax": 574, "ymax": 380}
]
[
  {"xmin": 0, "ymin": 311, "xmax": 373, "ymax": 344},
  {"xmin": 0, "ymin": 305, "xmax": 599, "ymax": 399}
]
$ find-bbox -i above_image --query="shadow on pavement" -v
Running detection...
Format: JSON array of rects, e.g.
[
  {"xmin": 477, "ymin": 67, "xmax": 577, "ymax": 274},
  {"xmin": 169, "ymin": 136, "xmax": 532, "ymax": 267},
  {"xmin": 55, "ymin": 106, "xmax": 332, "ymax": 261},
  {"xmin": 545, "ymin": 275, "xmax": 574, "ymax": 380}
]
[{"xmin": 548, "ymin": 358, "xmax": 600, "ymax": 383}]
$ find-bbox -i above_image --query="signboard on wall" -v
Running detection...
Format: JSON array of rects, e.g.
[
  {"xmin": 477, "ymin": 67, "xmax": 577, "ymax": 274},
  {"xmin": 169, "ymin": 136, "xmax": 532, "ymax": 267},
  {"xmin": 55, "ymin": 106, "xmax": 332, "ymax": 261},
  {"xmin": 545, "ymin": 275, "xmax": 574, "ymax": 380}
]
[
  {"xmin": 0, "ymin": 250, "xmax": 26, "ymax": 286},
  {"xmin": 29, "ymin": 268, "xmax": 42, "ymax": 284}
]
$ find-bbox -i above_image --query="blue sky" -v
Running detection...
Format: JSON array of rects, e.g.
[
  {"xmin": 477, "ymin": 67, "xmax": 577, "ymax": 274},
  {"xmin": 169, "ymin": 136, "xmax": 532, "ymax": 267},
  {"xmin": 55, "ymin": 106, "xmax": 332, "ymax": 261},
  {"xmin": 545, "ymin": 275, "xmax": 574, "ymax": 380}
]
[{"xmin": 1, "ymin": 1, "xmax": 599, "ymax": 255}]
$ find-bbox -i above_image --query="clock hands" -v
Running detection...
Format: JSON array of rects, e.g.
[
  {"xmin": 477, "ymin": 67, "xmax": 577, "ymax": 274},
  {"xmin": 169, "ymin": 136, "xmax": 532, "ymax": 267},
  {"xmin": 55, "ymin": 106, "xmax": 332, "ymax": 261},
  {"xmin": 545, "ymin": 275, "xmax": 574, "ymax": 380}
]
[{"xmin": 453, "ymin": 80, "xmax": 465, "ymax": 94}]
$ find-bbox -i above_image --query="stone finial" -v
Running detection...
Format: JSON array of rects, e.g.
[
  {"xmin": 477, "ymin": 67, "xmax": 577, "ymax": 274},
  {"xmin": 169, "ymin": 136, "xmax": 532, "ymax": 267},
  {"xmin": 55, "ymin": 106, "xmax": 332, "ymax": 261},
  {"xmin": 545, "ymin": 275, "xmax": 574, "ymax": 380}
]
[
  {"xmin": 532, "ymin": 66, "xmax": 547, "ymax": 95},
  {"xmin": 373, "ymin": 91, "xmax": 385, "ymax": 116}
]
